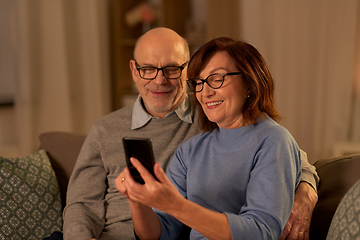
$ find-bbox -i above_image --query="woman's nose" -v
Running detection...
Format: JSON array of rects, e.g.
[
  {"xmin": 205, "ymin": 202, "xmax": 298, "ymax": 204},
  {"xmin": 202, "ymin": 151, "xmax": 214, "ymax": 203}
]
[{"xmin": 201, "ymin": 82, "xmax": 215, "ymax": 96}]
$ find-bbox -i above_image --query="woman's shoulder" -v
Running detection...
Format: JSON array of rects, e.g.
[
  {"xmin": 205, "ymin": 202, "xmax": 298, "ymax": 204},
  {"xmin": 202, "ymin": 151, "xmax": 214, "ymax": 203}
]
[
  {"xmin": 182, "ymin": 130, "xmax": 212, "ymax": 146},
  {"xmin": 256, "ymin": 115, "xmax": 295, "ymax": 142},
  {"xmin": 175, "ymin": 131, "xmax": 213, "ymax": 155}
]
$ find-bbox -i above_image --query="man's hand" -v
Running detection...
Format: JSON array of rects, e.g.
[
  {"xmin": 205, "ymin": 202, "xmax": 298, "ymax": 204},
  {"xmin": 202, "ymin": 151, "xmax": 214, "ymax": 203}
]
[{"xmin": 279, "ymin": 182, "xmax": 318, "ymax": 240}]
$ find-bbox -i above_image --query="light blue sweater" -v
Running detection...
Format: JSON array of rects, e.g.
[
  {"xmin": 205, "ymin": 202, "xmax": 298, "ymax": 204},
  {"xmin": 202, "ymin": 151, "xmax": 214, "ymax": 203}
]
[{"xmin": 155, "ymin": 115, "xmax": 301, "ymax": 240}]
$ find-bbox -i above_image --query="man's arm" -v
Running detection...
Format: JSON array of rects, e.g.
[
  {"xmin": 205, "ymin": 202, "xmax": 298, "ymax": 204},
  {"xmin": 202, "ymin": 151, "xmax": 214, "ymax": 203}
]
[
  {"xmin": 280, "ymin": 150, "xmax": 319, "ymax": 240},
  {"xmin": 298, "ymin": 150, "xmax": 319, "ymax": 191},
  {"xmin": 63, "ymin": 127, "xmax": 107, "ymax": 240}
]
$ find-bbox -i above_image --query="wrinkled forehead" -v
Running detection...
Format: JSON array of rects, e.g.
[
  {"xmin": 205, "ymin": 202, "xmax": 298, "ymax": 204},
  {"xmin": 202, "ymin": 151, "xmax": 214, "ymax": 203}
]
[{"xmin": 135, "ymin": 37, "xmax": 188, "ymax": 66}]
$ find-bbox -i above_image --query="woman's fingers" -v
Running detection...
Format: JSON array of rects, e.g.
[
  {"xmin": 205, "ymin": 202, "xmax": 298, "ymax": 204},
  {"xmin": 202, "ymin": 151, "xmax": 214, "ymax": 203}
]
[
  {"xmin": 130, "ymin": 157, "xmax": 157, "ymax": 183},
  {"xmin": 153, "ymin": 162, "xmax": 168, "ymax": 183},
  {"xmin": 115, "ymin": 170, "xmax": 130, "ymax": 198}
]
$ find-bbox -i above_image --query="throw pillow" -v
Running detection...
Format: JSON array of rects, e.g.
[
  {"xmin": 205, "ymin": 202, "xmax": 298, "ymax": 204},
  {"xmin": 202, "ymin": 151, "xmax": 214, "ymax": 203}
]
[
  {"xmin": 0, "ymin": 150, "xmax": 62, "ymax": 240},
  {"xmin": 326, "ymin": 178, "xmax": 360, "ymax": 240}
]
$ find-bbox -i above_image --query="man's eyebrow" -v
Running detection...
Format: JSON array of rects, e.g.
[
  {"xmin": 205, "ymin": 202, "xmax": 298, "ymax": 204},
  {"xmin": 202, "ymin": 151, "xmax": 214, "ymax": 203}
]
[
  {"xmin": 140, "ymin": 62, "xmax": 183, "ymax": 67},
  {"xmin": 137, "ymin": 62, "xmax": 153, "ymax": 67}
]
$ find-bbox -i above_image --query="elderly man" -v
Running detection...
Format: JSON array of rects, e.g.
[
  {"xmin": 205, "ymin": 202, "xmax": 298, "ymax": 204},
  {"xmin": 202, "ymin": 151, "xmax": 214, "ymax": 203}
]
[{"xmin": 58, "ymin": 28, "xmax": 319, "ymax": 240}]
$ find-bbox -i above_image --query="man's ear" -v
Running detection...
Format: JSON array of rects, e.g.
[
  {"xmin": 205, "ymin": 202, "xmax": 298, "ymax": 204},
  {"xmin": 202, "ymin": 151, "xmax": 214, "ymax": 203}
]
[{"xmin": 130, "ymin": 60, "xmax": 138, "ymax": 83}]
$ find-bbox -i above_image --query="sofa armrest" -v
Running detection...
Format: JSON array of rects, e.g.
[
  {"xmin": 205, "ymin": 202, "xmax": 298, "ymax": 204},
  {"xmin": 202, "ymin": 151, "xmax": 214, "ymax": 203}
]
[
  {"xmin": 39, "ymin": 131, "xmax": 87, "ymax": 209},
  {"xmin": 309, "ymin": 154, "xmax": 360, "ymax": 240}
]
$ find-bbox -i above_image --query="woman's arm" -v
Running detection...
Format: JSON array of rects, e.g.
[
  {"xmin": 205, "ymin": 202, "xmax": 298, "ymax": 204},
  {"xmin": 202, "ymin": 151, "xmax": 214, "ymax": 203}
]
[
  {"xmin": 128, "ymin": 200, "xmax": 161, "ymax": 240},
  {"xmin": 118, "ymin": 158, "xmax": 232, "ymax": 240},
  {"xmin": 116, "ymin": 166, "xmax": 161, "ymax": 240},
  {"xmin": 166, "ymin": 197, "xmax": 232, "ymax": 240},
  {"xmin": 280, "ymin": 150, "xmax": 319, "ymax": 240}
]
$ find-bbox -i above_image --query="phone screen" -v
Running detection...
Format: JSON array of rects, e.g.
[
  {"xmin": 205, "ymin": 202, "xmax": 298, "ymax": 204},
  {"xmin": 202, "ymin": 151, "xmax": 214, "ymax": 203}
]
[{"xmin": 123, "ymin": 137, "xmax": 157, "ymax": 184}]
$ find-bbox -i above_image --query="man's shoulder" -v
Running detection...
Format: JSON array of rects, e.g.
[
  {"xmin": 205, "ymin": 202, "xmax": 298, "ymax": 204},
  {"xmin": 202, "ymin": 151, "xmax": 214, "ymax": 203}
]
[{"xmin": 95, "ymin": 104, "xmax": 134, "ymax": 127}]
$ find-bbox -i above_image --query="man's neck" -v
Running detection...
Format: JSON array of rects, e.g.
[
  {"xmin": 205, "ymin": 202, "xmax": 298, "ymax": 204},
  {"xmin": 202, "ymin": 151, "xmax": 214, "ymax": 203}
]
[{"xmin": 141, "ymin": 94, "xmax": 186, "ymax": 118}]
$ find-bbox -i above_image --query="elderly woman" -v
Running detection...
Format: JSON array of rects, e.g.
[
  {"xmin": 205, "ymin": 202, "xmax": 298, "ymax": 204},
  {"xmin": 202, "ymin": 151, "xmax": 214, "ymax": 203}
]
[{"xmin": 116, "ymin": 37, "xmax": 301, "ymax": 240}]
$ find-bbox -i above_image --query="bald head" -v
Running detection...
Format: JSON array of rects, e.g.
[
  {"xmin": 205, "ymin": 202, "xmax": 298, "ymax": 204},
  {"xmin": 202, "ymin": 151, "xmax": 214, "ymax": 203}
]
[
  {"xmin": 134, "ymin": 27, "xmax": 190, "ymax": 63},
  {"xmin": 130, "ymin": 27, "xmax": 189, "ymax": 118}
]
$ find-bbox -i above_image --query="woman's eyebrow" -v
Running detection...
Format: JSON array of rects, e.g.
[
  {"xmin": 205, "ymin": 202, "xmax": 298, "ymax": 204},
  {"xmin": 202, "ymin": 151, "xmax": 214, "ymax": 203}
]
[{"xmin": 209, "ymin": 67, "xmax": 227, "ymax": 74}]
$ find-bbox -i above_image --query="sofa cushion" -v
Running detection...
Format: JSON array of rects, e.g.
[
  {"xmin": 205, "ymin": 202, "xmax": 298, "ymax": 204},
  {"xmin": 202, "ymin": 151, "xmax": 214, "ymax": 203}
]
[
  {"xmin": 310, "ymin": 154, "xmax": 360, "ymax": 240},
  {"xmin": 0, "ymin": 150, "xmax": 62, "ymax": 240},
  {"xmin": 38, "ymin": 131, "xmax": 86, "ymax": 209},
  {"xmin": 326, "ymin": 178, "xmax": 360, "ymax": 240}
]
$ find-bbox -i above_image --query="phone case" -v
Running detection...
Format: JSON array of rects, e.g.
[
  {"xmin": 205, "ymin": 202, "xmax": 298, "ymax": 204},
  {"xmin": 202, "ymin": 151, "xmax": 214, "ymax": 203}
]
[{"xmin": 123, "ymin": 137, "xmax": 156, "ymax": 184}]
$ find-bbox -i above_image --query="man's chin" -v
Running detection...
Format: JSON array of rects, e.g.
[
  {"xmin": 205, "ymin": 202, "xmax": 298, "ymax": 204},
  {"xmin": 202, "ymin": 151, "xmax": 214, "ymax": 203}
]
[
  {"xmin": 149, "ymin": 105, "xmax": 172, "ymax": 114},
  {"xmin": 145, "ymin": 93, "xmax": 184, "ymax": 115}
]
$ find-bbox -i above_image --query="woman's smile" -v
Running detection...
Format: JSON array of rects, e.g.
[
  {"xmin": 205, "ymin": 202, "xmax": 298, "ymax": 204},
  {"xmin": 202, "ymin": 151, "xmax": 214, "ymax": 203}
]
[{"xmin": 206, "ymin": 100, "xmax": 224, "ymax": 108}]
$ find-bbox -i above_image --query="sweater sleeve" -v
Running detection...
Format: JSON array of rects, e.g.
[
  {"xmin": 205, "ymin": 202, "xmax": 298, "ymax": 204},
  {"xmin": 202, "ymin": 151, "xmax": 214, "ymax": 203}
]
[
  {"xmin": 153, "ymin": 149, "xmax": 189, "ymax": 240},
  {"xmin": 299, "ymin": 149, "xmax": 320, "ymax": 191},
  {"xmin": 62, "ymin": 126, "xmax": 106, "ymax": 240},
  {"xmin": 226, "ymin": 128, "xmax": 302, "ymax": 240}
]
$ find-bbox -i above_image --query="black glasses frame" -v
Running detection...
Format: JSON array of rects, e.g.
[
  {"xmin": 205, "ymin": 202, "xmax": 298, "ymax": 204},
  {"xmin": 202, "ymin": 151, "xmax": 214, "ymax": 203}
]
[
  {"xmin": 187, "ymin": 72, "xmax": 242, "ymax": 92},
  {"xmin": 135, "ymin": 61, "xmax": 188, "ymax": 80}
]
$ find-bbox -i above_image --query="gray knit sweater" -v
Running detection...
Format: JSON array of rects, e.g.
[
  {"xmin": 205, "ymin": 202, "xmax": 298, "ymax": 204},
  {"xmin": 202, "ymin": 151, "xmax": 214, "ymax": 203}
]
[{"xmin": 63, "ymin": 103, "xmax": 200, "ymax": 240}]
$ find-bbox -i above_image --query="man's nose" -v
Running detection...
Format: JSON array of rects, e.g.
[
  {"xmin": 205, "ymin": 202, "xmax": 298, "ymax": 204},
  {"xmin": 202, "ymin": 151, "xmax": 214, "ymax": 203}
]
[{"xmin": 152, "ymin": 69, "xmax": 167, "ymax": 84}]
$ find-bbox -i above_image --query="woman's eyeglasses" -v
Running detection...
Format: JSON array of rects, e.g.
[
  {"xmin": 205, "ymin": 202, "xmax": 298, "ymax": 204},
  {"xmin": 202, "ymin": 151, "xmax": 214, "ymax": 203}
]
[{"xmin": 187, "ymin": 72, "xmax": 242, "ymax": 92}]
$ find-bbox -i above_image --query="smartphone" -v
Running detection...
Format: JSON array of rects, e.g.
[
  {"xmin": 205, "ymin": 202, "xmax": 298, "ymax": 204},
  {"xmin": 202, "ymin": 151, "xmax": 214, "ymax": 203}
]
[{"xmin": 123, "ymin": 137, "xmax": 157, "ymax": 184}]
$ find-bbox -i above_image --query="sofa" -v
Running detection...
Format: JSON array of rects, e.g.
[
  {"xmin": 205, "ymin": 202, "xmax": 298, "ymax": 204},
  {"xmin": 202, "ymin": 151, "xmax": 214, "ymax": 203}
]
[{"xmin": 1, "ymin": 131, "xmax": 360, "ymax": 240}]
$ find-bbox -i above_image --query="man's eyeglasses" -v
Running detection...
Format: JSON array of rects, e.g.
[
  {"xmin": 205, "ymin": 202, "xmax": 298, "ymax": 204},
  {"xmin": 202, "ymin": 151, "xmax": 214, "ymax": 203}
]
[
  {"xmin": 186, "ymin": 72, "xmax": 242, "ymax": 92},
  {"xmin": 135, "ymin": 61, "xmax": 188, "ymax": 80}
]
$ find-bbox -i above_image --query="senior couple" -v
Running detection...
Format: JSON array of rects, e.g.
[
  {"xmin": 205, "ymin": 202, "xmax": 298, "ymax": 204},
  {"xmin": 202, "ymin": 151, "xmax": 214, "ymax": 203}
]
[{"xmin": 57, "ymin": 28, "xmax": 319, "ymax": 240}]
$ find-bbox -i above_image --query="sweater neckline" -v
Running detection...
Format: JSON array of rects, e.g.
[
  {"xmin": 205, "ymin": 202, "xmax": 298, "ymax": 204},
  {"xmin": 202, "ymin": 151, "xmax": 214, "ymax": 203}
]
[
  {"xmin": 216, "ymin": 125, "xmax": 253, "ymax": 149},
  {"xmin": 215, "ymin": 116, "xmax": 266, "ymax": 150}
]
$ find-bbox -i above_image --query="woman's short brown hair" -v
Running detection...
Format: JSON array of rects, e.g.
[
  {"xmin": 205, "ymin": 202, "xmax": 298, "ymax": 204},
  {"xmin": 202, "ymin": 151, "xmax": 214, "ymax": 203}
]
[{"xmin": 187, "ymin": 37, "xmax": 281, "ymax": 132}]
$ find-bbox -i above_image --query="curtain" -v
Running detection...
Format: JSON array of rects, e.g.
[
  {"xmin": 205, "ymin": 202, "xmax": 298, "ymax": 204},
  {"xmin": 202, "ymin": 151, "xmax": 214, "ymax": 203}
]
[
  {"xmin": 350, "ymin": 10, "xmax": 360, "ymax": 142},
  {"xmin": 239, "ymin": 0, "xmax": 359, "ymax": 162},
  {"xmin": 14, "ymin": 0, "xmax": 111, "ymax": 156}
]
